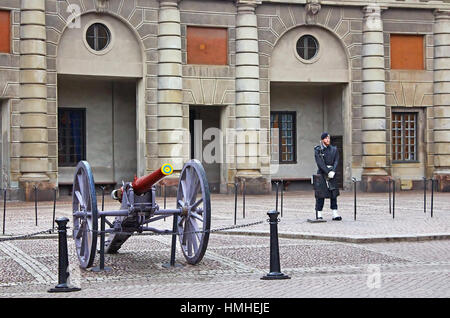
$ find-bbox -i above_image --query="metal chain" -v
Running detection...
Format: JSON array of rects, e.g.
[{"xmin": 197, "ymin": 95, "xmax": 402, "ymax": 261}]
[
  {"xmin": 133, "ymin": 219, "xmax": 265, "ymax": 237},
  {"xmin": 206, "ymin": 220, "xmax": 265, "ymax": 234},
  {"xmin": 0, "ymin": 219, "xmax": 266, "ymax": 242},
  {"xmin": 88, "ymin": 220, "xmax": 265, "ymax": 237},
  {"xmin": 0, "ymin": 228, "xmax": 54, "ymax": 242}
]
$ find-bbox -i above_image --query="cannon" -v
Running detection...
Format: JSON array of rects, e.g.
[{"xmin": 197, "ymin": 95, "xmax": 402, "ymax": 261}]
[{"xmin": 71, "ymin": 159, "xmax": 211, "ymax": 269}]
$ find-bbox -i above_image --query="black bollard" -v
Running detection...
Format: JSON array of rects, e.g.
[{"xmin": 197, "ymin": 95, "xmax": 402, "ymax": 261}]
[
  {"xmin": 2, "ymin": 188, "xmax": 6, "ymax": 235},
  {"xmin": 34, "ymin": 184, "xmax": 38, "ymax": 226},
  {"xmin": 352, "ymin": 177, "xmax": 357, "ymax": 221},
  {"xmin": 275, "ymin": 182, "xmax": 279, "ymax": 212},
  {"xmin": 101, "ymin": 186, "xmax": 105, "ymax": 211},
  {"xmin": 423, "ymin": 177, "xmax": 427, "ymax": 214},
  {"xmin": 234, "ymin": 182, "xmax": 238, "ymax": 225},
  {"xmin": 48, "ymin": 217, "xmax": 81, "ymax": 293},
  {"xmin": 164, "ymin": 184, "xmax": 167, "ymax": 209},
  {"xmin": 52, "ymin": 188, "xmax": 57, "ymax": 232},
  {"xmin": 280, "ymin": 180, "xmax": 284, "ymax": 218},
  {"xmin": 388, "ymin": 178, "xmax": 391, "ymax": 214},
  {"xmin": 431, "ymin": 178, "xmax": 434, "ymax": 218},
  {"xmin": 242, "ymin": 180, "xmax": 246, "ymax": 219},
  {"xmin": 261, "ymin": 210, "xmax": 290, "ymax": 280},
  {"xmin": 392, "ymin": 178, "xmax": 395, "ymax": 219}
]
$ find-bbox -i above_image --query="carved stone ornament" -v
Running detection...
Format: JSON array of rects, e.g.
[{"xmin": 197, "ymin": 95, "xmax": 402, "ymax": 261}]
[
  {"xmin": 95, "ymin": 0, "xmax": 109, "ymax": 12},
  {"xmin": 305, "ymin": 0, "xmax": 321, "ymax": 25}
]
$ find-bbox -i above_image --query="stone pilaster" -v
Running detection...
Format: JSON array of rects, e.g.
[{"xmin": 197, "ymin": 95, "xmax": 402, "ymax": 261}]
[
  {"xmin": 433, "ymin": 10, "xmax": 450, "ymax": 191},
  {"xmin": 19, "ymin": 0, "xmax": 52, "ymax": 200},
  {"xmin": 157, "ymin": 0, "xmax": 184, "ymax": 186},
  {"xmin": 361, "ymin": 4, "xmax": 388, "ymax": 192},
  {"xmin": 235, "ymin": 0, "xmax": 269, "ymax": 194}
]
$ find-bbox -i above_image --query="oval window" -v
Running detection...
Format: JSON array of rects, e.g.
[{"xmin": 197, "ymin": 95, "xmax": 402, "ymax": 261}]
[
  {"xmin": 296, "ymin": 35, "xmax": 319, "ymax": 60},
  {"xmin": 86, "ymin": 23, "xmax": 111, "ymax": 51}
]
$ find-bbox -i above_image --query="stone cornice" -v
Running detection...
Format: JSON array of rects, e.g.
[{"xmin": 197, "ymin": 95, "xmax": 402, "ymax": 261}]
[
  {"xmin": 236, "ymin": 0, "xmax": 263, "ymax": 5},
  {"xmin": 236, "ymin": 0, "xmax": 262, "ymax": 8},
  {"xmin": 158, "ymin": 0, "xmax": 182, "ymax": 6},
  {"xmin": 261, "ymin": 0, "xmax": 450, "ymax": 10}
]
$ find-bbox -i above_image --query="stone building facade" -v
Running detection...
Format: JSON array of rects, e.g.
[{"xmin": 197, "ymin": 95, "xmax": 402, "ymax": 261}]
[{"xmin": 0, "ymin": 0, "xmax": 449, "ymax": 200}]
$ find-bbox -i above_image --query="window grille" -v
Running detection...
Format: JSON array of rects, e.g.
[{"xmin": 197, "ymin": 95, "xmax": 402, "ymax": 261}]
[
  {"xmin": 392, "ymin": 112, "xmax": 417, "ymax": 162},
  {"xmin": 58, "ymin": 108, "xmax": 86, "ymax": 166},
  {"xmin": 270, "ymin": 112, "xmax": 296, "ymax": 163}
]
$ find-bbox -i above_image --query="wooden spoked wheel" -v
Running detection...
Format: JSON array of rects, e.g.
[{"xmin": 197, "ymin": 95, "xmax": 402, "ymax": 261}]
[
  {"xmin": 72, "ymin": 161, "xmax": 98, "ymax": 269},
  {"xmin": 176, "ymin": 159, "xmax": 211, "ymax": 265}
]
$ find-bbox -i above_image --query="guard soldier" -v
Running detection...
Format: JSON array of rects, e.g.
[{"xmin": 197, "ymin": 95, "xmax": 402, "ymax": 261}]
[{"xmin": 313, "ymin": 132, "xmax": 342, "ymax": 221}]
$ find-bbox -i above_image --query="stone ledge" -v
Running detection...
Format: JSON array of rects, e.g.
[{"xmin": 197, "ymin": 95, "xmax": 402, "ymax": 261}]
[
  {"xmin": 2, "ymin": 230, "xmax": 450, "ymax": 244},
  {"xmin": 217, "ymin": 230, "xmax": 450, "ymax": 244}
]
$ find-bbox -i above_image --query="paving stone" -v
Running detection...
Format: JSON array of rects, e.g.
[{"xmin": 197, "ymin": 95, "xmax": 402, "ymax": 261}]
[{"xmin": 0, "ymin": 190, "xmax": 449, "ymax": 298}]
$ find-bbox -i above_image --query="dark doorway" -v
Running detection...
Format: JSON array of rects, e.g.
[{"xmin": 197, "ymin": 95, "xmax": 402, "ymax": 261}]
[
  {"xmin": 331, "ymin": 135, "xmax": 344, "ymax": 189},
  {"xmin": 189, "ymin": 108, "xmax": 197, "ymax": 160},
  {"xmin": 189, "ymin": 106, "xmax": 222, "ymax": 193}
]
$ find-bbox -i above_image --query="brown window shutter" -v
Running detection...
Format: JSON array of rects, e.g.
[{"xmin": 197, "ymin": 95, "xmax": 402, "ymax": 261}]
[
  {"xmin": 0, "ymin": 10, "xmax": 11, "ymax": 54},
  {"xmin": 390, "ymin": 34, "xmax": 424, "ymax": 70},
  {"xmin": 187, "ymin": 26, "xmax": 228, "ymax": 65}
]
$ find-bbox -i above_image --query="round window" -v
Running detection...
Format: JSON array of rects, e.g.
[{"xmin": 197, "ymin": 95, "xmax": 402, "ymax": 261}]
[
  {"xmin": 86, "ymin": 23, "xmax": 111, "ymax": 51},
  {"xmin": 296, "ymin": 35, "xmax": 319, "ymax": 60}
]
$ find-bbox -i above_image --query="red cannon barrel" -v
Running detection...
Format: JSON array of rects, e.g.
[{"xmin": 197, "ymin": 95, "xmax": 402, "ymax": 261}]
[
  {"xmin": 112, "ymin": 164, "xmax": 173, "ymax": 201},
  {"xmin": 132, "ymin": 163, "xmax": 173, "ymax": 195}
]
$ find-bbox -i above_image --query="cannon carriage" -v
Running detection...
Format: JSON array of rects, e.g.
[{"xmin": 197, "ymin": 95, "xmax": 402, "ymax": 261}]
[{"xmin": 71, "ymin": 159, "xmax": 211, "ymax": 269}]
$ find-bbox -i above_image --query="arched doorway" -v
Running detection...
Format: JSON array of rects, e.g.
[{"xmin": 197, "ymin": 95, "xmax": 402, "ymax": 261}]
[
  {"xmin": 269, "ymin": 25, "xmax": 351, "ymax": 189},
  {"xmin": 56, "ymin": 13, "xmax": 144, "ymax": 192}
]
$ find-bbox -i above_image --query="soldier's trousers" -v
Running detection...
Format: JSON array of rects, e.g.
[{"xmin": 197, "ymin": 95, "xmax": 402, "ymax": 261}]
[{"xmin": 315, "ymin": 197, "xmax": 338, "ymax": 211}]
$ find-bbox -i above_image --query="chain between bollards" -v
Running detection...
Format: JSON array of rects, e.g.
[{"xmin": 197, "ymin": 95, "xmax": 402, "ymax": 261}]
[
  {"xmin": 48, "ymin": 217, "xmax": 81, "ymax": 293},
  {"xmin": 84, "ymin": 219, "xmax": 265, "ymax": 273}
]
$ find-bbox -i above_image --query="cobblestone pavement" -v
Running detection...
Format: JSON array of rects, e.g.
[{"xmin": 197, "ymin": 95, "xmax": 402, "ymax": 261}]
[{"xmin": 0, "ymin": 190, "xmax": 449, "ymax": 299}]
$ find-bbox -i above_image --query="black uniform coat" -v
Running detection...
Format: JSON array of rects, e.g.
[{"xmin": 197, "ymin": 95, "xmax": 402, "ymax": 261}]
[{"xmin": 313, "ymin": 143, "xmax": 340, "ymax": 198}]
